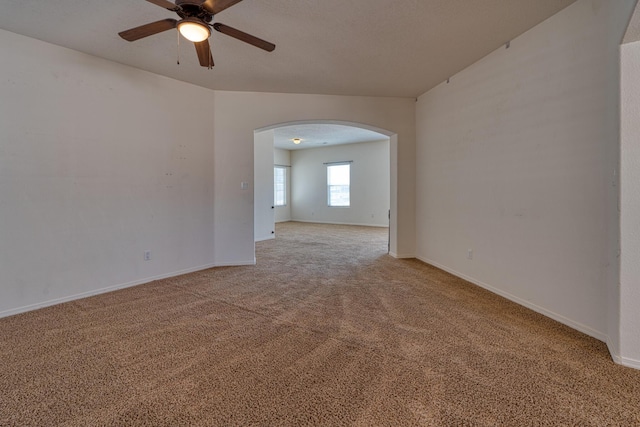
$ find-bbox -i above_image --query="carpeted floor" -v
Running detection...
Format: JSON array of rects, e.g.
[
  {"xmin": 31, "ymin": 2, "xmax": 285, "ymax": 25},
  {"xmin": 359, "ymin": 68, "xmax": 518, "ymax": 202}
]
[{"xmin": 1, "ymin": 221, "xmax": 639, "ymax": 426}]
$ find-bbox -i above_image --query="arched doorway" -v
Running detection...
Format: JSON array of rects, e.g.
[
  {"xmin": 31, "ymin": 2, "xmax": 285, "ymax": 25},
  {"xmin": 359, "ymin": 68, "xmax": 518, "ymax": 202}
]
[{"xmin": 254, "ymin": 120, "xmax": 396, "ymax": 256}]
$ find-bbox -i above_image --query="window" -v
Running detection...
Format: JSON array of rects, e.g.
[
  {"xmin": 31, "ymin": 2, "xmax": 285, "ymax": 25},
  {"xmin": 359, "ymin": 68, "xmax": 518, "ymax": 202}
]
[
  {"xmin": 327, "ymin": 163, "xmax": 350, "ymax": 207},
  {"xmin": 274, "ymin": 166, "xmax": 287, "ymax": 206}
]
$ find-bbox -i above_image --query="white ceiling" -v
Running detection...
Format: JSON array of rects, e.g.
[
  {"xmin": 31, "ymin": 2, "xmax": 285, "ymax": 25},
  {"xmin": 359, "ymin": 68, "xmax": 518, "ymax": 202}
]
[
  {"xmin": 271, "ymin": 124, "xmax": 388, "ymax": 151},
  {"xmin": 0, "ymin": 0, "xmax": 578, "ymax": 98}
]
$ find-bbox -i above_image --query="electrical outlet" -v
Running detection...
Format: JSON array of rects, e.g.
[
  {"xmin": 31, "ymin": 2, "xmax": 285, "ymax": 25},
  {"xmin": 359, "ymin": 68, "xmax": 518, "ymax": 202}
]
[
  {"xmin": 467, "ymin": 249, "xmax": 473, "ymax": 260},
  {"xmin": 144, "ymin": 250, "xmax": 151, "ymax": 261}
]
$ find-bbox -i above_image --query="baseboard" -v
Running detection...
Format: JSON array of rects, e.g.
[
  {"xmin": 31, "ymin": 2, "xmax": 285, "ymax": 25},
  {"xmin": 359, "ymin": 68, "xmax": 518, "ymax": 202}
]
[
  {"xmin": 416, "ymin": 256, "xmax": 607, "ymax": 342},
  {"xmin": 213, "ymin": 259, "xmax": 256, "ymax": 267},
  {"xmin": 607, "ymin": 340, "xmax": 621, "ymax": 364},
  {"xmin": 389, "ymin": 252, "xmax": 415, "ymax": 259},
  {"xmin": 0, "ymin": 262, "xmax": 218, "ymax": 320},
  {"xmin": 293, "ymin": 219, "xmax": 389, "ymax": 228},
  {"xmin": 255, "ymin": 235, "xmax": 275, "ymax": 242},
  {"xmin": 618, "ymin": 356, "xmax": 640, "ymax": 370},
  {"xmin": 608, "ymin": 341, "xmax": 640, "ymax": 370}
]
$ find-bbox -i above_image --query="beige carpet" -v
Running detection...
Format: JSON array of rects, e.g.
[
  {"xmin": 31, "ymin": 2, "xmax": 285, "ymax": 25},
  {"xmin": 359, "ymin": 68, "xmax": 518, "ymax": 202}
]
[{"xmin": 1, "ymin": 221, "xmax": 639, "ymax": 426}]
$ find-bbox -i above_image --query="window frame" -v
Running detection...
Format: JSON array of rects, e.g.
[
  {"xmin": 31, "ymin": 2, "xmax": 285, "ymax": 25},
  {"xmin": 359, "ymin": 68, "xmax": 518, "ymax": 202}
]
[
  {"xmin": 326, "ymin": 163, "xmax": 351, "ymax": 207},
  {"xmin": 274, "ymin": 165, "xmax": 287, "ymax": 207}
]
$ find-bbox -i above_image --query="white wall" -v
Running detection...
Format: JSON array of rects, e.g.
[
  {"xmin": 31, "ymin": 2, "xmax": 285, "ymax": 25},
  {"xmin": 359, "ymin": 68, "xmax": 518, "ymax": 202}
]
[
  {"xmin": 274, "ymin": 148, "xmax": 292, "ymax": 223},
  {"xmin": 0, "ymin": 29, "xmax": 216, "ymax": 316},
  {"xmin": 291, "ymin": 140, "xmax": 390, "ymax": 226},
  {"xmin": 212, "ymin": 94, "xmax": 416, "ymax": 264},
  {"xmin": 0, "ymin": 29, "xmax": 416, "ymax": 317},
  {"xmin": 254, "ymin": 130, "xmax": 275, "ymax": 242},
  {"xmin": 620, "ymin": 39, "xmax": 640, "ymax": 369},
  {"xmin": 415, "ymin": 0, "xmax": 636, "ymax": 340}
]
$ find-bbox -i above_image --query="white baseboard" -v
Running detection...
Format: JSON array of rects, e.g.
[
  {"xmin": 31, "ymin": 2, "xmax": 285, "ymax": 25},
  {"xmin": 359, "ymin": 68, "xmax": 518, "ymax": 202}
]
[
  {"xmin": 618, "ymin": 356, "xmax": 640, "ymax": 370},
  {"xmin": 0, "ymin": 262, "xmax": 218, "ymax": 320},
  {"xmin": 0, "ymin": 259, "xmax": 259, "ymax": 319},
  {"xmin": 213, "ymin": 259, "xmax": 256, "ymax": 267},
  {"xmin": 255, "ymin": 235, "xmax": 275, "ymax": 242},
  {"xmin": 389, "ymin": 252, "xmax": 415, "ymax": 259},
  {"xmin": 608, "ymin": 342, "xmax": 640, "ymax": 370},
  {"xmin": 293, "ymin": 219, "xmax": 389, "ymax": 228},
  {"xmin": 607, "ymin": 340, "xmax": 621, "ymax": 364},
  {"xmin": 416, "ymin": 256, "xmax": 607, "ymax": 342}
]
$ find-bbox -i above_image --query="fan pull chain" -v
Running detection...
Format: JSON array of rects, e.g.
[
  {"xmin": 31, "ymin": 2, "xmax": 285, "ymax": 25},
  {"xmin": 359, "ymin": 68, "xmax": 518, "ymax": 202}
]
[{"xmin": 176, "ymin": 30, "xmax": 180, "ymax": 65}]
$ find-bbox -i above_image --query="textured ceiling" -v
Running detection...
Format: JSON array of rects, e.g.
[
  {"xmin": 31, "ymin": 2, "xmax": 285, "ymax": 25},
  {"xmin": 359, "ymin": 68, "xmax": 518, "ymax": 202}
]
[
  {"xmin": 0, "ymin": 0, "xmax": 578, "ymax": 98},
  {"xmin": 272, "ymin": 124, "xmax": 388, "ymax": 151}
]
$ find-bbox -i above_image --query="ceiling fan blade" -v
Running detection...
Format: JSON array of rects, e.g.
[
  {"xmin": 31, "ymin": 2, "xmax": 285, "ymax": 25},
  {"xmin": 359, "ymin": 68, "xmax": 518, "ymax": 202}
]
[
  {"xmin": 119, "ymin": 19, "xmax": 178, "ymax": 41},
  {"xmin": 202, "ymin": 0, "xmax": 243, "ymax": 15},
  {"xmin": 194, "ymin": 39, "xmax": 214, "ymax": 68},
  {"xmin": 145, "ymin": 0, "xmax": 180, "ymax": 11},
  {"xmin": 213, "ymin": 23, "xmax": 275, "ymax": 52}
]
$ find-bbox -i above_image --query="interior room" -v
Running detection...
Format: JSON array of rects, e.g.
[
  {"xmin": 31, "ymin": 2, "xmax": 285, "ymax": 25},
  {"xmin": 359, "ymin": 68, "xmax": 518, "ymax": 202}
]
[
  {"xmin": 254, "ymin": 122, "xmax": 391, "ymax": 241},
  {"xmin": 2, "ymin": 0, "xmax": 640, "ymax": 424}
]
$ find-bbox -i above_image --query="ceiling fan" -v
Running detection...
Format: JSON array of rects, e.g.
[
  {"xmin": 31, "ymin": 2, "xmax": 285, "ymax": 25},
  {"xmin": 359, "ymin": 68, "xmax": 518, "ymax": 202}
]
[{"xmin": 118, "ymin": 0, "xmax": 275, "ymax": 68}]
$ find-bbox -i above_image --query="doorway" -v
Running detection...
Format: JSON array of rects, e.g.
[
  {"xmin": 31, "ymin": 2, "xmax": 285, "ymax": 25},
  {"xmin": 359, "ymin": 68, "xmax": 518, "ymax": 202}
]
[{"xmin": 254, "ymin": 121, "xmax": 392, "ymax": 250}]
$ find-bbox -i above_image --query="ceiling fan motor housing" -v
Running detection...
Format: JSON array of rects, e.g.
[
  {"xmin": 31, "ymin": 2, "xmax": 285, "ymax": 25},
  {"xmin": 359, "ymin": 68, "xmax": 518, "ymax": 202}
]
[{"xmin": 175, "ymin": 0, "xmax": 213, "ymax": 22}]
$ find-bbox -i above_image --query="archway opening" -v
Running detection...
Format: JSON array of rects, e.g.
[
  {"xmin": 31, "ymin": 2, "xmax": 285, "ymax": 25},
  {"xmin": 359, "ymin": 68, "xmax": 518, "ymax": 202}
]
[{"xmin": 253, "ymin": 120, "xmax": 397, "ymax": 258}]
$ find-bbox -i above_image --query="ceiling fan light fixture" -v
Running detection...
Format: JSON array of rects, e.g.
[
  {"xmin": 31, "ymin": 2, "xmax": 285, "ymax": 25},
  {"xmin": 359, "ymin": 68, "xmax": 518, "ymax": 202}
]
[
  {"xmin": 178, "ymin": 19, "xmax": 210, "ymax": 42},
  {"xmin": 293, "ymin": 138, "xmax": 302, "ymax": 145}
]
